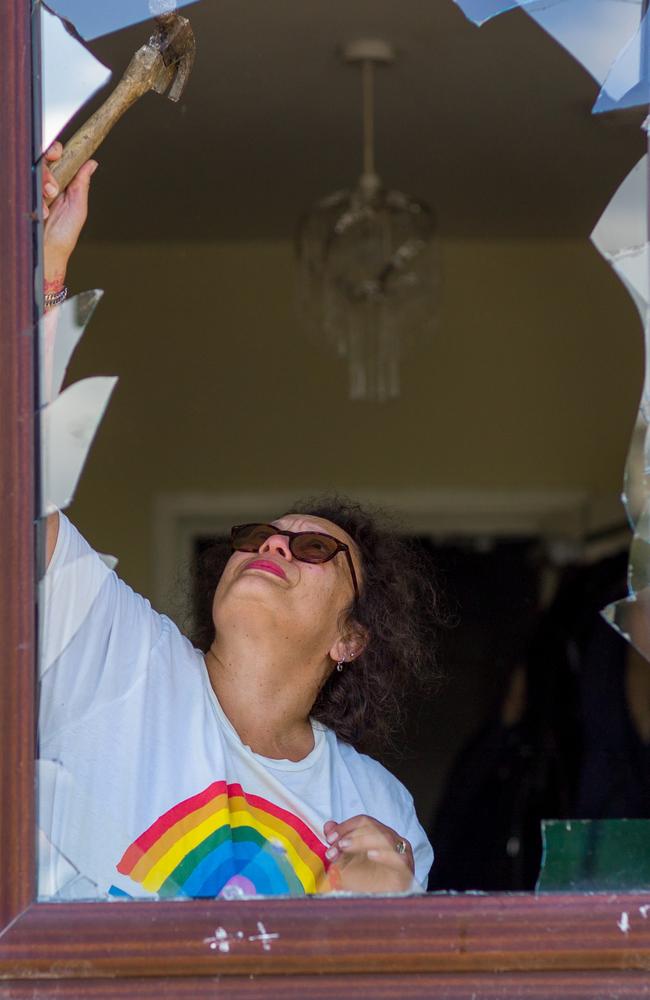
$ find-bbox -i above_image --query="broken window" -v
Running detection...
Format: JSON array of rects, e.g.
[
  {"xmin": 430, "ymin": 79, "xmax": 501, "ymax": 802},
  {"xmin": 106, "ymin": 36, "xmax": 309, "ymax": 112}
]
[{"xmin": 36, "ymin": 0, "xmax": 650, "ymax": 901}]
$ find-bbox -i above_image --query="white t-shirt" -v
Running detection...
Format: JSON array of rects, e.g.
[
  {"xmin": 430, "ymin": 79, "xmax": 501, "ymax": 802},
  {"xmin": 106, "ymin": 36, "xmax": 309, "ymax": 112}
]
[{"xmin": 38, "ymin": 513, "xmax": 433, "ymax": 900}]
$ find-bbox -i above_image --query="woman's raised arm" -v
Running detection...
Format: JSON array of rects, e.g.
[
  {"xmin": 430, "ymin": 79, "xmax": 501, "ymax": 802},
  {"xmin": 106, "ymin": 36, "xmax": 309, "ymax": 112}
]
[{"xmin": 41, "ymin": 143, "xmax": 98, "ymax": 568}]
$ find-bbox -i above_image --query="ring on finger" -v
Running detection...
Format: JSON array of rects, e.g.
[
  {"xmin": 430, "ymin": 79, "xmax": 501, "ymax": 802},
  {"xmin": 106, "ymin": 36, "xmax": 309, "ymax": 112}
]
[{"xmin": 394, "ymin": 838, "xmax": 407, "ymax": 855}]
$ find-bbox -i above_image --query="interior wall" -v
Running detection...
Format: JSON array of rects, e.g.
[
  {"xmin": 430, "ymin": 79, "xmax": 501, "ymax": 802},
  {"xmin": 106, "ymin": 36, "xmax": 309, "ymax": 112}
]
[{"xmin": 65, "ymin": 235, "xmax": 642, "ymax": 598}]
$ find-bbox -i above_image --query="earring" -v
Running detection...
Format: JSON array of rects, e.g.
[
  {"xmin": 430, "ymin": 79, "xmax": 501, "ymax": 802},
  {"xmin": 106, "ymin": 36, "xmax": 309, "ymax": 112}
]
[{"xmin": 336, "ymin": 660, "xmax": 345, "ymax": 673}]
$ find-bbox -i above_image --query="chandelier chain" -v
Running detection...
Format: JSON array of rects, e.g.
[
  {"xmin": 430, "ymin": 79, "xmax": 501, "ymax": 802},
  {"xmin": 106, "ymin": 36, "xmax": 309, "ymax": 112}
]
[{"xmin": 362, "ymin": 59, "xmax": 376, "ymax": 181}]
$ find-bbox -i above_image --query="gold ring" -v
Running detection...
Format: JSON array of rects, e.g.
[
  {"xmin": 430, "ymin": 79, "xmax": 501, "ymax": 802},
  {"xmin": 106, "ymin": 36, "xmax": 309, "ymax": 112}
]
[{"xmin": 395, "ymin": 838, "xmax": 407, "ymax": 855}]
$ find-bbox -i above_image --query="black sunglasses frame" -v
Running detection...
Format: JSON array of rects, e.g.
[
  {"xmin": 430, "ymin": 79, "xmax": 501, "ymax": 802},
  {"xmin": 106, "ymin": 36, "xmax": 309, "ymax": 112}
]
[{"xmin": 230, "ymin": 522, "xmax": 360, "ymax": 602}]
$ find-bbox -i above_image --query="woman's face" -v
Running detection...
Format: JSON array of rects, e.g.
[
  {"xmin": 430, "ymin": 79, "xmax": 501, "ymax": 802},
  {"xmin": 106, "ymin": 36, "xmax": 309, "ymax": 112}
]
[{"xmin": 211, "ymin": 514, "xmax": 364, "ymax": 658}]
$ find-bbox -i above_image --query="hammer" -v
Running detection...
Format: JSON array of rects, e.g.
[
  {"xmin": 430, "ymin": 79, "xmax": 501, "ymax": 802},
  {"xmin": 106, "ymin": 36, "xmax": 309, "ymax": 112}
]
[{"xmin": 46, "ymin": 12, "xmax": 195, "ymax": 201}]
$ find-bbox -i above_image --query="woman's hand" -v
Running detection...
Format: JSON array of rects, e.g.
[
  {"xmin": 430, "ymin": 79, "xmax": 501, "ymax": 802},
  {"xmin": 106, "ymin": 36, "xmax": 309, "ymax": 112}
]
[
  {"xmin": 321, "ymin": 815, "xmax": 415, "ymax": 894},
  {"xmin": 42, "ymin": 142, "xmax": 98, "ymax": 291}
]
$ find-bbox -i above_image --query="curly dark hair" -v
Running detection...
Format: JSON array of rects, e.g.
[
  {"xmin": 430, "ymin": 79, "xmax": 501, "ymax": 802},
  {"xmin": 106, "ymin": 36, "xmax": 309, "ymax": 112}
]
[{"xmin": 190, "ymin": 495, "xmax": 443, "ymax": 755}]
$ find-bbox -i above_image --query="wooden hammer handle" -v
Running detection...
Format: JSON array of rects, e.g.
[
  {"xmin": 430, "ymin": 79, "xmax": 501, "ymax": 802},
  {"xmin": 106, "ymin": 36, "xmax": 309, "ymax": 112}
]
[{"xmin": 48, "ymin": 45, "xmax": 166, "ymax": 200}]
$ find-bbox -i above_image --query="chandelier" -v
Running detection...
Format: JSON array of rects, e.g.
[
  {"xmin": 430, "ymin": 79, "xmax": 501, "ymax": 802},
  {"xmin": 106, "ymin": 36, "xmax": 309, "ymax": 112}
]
[{"xmin": 296, "ymin": 39, "xmax": 438, "ymax": 402}]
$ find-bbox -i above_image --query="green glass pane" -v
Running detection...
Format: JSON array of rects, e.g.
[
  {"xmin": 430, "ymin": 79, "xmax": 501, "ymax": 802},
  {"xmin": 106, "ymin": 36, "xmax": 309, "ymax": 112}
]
[{"xmin": 538, "ymin": 820, "xmax": 650, "ymax": 892}]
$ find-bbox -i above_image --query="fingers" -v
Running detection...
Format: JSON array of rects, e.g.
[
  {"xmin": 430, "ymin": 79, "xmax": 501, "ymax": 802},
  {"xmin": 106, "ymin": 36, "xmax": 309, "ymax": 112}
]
[
  {"xmin": 42, "ymin": 143, "xmax": 63, "ymax": 219},
  {"xmin": 325, "ymin": 814, "xmax": 398, "ymax": 847},
  {"xmin": 44, "ymin": 141, "xmax": 63, "ymax": 164},
  {"xmin": 42, "ymin": 170, "xmax": 59, "ymax": 220},
  {"xmin": 323, "ymin": 819, "xmax": 338, "ymax": 842},
  {"xmin": 66, "ymin": 159, "xmax": 98, "ymax": 198},
  {"xmin": 43, "ymin": 169, "xmax": 59, "ymax": 200},
  {"xmin": 326, "ymin": 827, "xmax": 400, "ymax": 862},
  {"xmin": 64, "ymin": 159, "xmax": 98, "ymax": 216},
  {"xmin": 328, "ymin": 830, "xmax": 392, "ymax": 859},
  {"xmin": 45, "ymin": 159, "xmax": 97, "ymax": 227},
  {"xmin": 324, "ymin": 814, "xmax": 374, "ymax": 844},
  {"xmin": 43, "ymin": 154, "xmax": 97, "ymax": 217},
  {"xmin": 341, "ymin": 834, "xmax": 414, "ymax": 873}
]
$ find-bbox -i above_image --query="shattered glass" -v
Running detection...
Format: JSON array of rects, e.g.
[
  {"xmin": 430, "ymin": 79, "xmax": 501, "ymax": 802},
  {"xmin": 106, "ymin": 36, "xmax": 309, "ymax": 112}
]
[
  {"xmin": 458, "ymin": 0, "xmax": 650, "ymax": 664},
  {"xmin": 452, "ymin": 0, "xmax": 528, "ymax": 26},
  {"xmin": 40, "ymin": 5, "xmax": 111, "ymax": 154},
  {"xmin": 590, "ymin": 155, "xmax": 650, "ymax": 659},
  {"xmin": 594, "ymin": 9, "xmax": 650, "ymax": 113},
  {"xmin": 36, "ymin": 289, "xmax": 120, "ymax": 897},
  {"xmin": 32, "ymin": 0, "xmax": 650, "ymax": 901},
  {"xmin": 45, "ymin": 0, "xmax": 201, "ymax": 43},
  {"xmin": 525, "ymin": 0, "xmax": 642, "ymax": 88},
  {"xmin": 453, "ymin": 0, "xmax": 643, "ymax": 96},
  {"xmin": 39, "ymin": 290, "xmax": 103, "ymax": 405},
  {"xmin": 38, "ymin": 293, "xmax": 117, "ymax": 516}
]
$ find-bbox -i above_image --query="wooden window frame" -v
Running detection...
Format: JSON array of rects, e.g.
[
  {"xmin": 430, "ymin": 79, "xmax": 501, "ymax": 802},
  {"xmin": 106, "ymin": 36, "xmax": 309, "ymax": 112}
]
[{"xmin": 2, "ymin": 3, "xmax": 650, "ymax": 995}]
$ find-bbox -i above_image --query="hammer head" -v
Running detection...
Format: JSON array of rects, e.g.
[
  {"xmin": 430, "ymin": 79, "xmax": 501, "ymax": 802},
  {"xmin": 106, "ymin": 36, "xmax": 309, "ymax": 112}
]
[{"xmin": 148, "ymin": 11, "xmax": 196, "ymax": 102}]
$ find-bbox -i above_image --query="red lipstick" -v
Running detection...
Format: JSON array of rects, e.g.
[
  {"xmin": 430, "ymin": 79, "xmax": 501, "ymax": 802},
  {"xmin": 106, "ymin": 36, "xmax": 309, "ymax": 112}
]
[{"xmin": 245, "ymin": 559, "xmax": 287, "ymax": 580}]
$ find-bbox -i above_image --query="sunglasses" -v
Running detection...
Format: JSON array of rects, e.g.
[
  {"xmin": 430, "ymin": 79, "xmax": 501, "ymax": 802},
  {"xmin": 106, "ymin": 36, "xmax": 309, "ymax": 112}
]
[{"xmin": 230, "ymin": 522, "xmax": 360, "ymax": 601}]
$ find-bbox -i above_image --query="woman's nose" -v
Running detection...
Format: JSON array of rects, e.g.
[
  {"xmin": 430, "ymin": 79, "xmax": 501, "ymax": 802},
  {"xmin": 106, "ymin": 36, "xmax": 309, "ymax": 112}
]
[{"xmin": 260, "ymin": 533, "xmax": 292, "ymax": 560}]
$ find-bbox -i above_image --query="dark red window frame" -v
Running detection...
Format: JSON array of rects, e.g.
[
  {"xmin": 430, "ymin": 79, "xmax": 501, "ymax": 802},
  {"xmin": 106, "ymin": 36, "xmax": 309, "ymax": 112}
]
[{"xmin": 2, "ymin": 3, "xmax": 650, "ymax": 995}]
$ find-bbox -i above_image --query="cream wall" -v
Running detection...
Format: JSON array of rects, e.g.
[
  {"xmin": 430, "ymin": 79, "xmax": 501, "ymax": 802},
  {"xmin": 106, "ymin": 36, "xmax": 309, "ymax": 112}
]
[{"xmin": 65, "ymin": 236, "xmax": 643, "ymax": 598}]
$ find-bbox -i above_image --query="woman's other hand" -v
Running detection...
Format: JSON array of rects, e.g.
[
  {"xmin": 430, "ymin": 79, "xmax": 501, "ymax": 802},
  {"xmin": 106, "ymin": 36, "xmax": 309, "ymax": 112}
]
[
  {"xmin": 322, "ymin": 815, "xmax": 415, "ymax": 894},
  {"xmin": 42, "ymin": 142, "xmax": 98, "ymax": 290}
]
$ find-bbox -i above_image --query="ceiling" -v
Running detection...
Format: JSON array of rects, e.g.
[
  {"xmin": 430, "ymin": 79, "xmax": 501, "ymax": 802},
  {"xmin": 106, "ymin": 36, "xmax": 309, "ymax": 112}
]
[{"xmin": 67, "ymin": 0, "xmax": 646, "ymax": 241}]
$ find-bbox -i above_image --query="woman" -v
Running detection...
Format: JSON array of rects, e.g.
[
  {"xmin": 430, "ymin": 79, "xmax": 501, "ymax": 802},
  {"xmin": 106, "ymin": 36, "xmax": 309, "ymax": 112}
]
[{"xmin": 39, "ymin": 144, "xmax": 437, "ymax": 899}]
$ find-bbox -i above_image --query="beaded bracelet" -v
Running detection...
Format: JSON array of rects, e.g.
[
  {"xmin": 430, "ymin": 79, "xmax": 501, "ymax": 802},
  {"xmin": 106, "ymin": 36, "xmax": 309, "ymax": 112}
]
[{"xmin": 44, "ymin": 286, "xmax": 68, "ymax": 310}]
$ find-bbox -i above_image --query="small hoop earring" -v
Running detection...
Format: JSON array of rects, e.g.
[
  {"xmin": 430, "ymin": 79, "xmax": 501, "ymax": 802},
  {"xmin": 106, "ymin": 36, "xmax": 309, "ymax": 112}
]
[{"xmin": 336, "ymin": 660, "xmax": 345, "ymax": 673}]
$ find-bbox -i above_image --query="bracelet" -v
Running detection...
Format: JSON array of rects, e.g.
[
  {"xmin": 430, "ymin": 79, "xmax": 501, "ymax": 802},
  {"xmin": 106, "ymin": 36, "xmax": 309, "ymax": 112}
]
[{"xmin": 44, "ymin": 286, "xmax": 68, "ymax": 309}]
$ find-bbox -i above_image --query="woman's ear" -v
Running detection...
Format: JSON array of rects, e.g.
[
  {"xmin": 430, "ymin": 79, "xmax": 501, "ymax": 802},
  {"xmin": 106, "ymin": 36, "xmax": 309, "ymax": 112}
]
[{"xmin": 329, "ymin": 623, "xmax": 369, "ymax": 665}]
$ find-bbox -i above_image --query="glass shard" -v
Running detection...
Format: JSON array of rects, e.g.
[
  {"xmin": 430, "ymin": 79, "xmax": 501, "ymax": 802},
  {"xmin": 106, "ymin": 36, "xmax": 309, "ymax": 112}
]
[
  {"xmin": 590, "ymin": 158, "xmax": 648, "ymax": 364},
  {"xmin": 39, "ymin": 290, "xmax": 103, "ymax": 405},
  {"xmin": 537, "ymin": 819, "xmax": 650, "ymax": 891},
  {"xmin": 603, "ymin": 588, "xmax": 650, "ymax": 662},
  {"xmin": 40, "ymin": 376, "xmax": 118, "ymax": 515},
  {"xmin": 454, "ymin": 0, "xmax": 642, "ymax": 89},
  {"xmin": 524, "ymin": 0, "xmax": 642, "ymax": 86},
  {"xmin": 46, "ymin": 0, "xmax": 201, "ymax": 43},
  {"xmin": 593, "ymin": 8, "xmax": 650, "ymax": 113},
  {"xmin": 591, "ymin": 157, "xmax": 649, "ymax": 546},
  {"xmin": 601, "ymin": 244, "xmax": 648, "ymax": 329},
  {"xmin": 37, "ymin": 759, "xmax": 118, "ymax": 900},
  {"xmin": 591, "ymin": 155, "xmax": 647, "ymax": 261},
  {"xmin": 41, "ymin": 6, "xmax": 111, "ymax": 154},
  {"xmin": 98, "ymin": 552, "xmax": 119, "ymax": 570},
  {"xmin": 622, "ymin": 414, "xmax": 649, "ymax": 531},
  {"xmin": 38, "ymin": 544, "xmax": 116, "ymax": 676},
  {"xmin": 452, "ymin": 0, "xmax": 525, "ymax": 26},
  {"xmin": 37, "ymin": 290, "xmax": 115, "ymax": 516},
  {"xmin": 590, "ymin": 149, "xmax": 650, "ymax": 646}
]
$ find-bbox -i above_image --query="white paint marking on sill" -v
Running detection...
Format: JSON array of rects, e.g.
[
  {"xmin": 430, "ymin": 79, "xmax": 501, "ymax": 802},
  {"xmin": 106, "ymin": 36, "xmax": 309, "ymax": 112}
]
[
  {"xmin": 203, "ymin": 922, "xmax": 278, "ymax": 954},
  {"xmin": 204, "ymin": 926, "xmax": 232, "ymax": 953},
  {"xmin": 248, "ymin": 921, "xmax": 280, "ymax": 951},
  {"xmin": 617, "ymin": 911, "xmax": 630, "ymax": 934}
]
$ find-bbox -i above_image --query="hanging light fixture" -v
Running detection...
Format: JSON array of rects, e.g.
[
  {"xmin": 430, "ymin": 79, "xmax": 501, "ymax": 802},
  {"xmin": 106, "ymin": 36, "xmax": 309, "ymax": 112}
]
[{"xmin": 296, "ymin": 39, "xmax": 438, "ymax": 402}]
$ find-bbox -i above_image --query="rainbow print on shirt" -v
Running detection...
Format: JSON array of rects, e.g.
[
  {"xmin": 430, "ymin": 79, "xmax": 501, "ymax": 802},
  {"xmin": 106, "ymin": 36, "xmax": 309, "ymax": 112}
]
[{"xmin": 115, "ymin": 781, "xmax": 329, "ymax": 897}]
